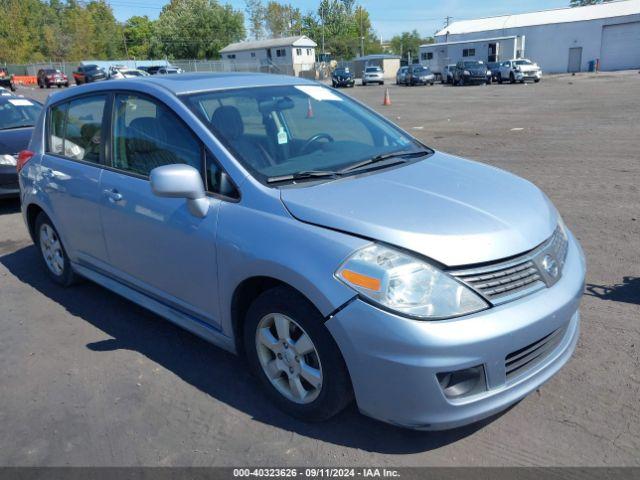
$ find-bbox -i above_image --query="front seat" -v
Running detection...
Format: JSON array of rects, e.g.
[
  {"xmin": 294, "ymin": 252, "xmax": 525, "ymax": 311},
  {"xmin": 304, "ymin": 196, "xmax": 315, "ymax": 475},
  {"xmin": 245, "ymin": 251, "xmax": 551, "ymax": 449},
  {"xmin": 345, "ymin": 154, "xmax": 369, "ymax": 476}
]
[
  {"xmin": 209, "ymin": 106, "xmax": 271, "ymax": 170},
  {"xmin": 125, "ymin": 117, "xmax": 178, "ymax": 175}
]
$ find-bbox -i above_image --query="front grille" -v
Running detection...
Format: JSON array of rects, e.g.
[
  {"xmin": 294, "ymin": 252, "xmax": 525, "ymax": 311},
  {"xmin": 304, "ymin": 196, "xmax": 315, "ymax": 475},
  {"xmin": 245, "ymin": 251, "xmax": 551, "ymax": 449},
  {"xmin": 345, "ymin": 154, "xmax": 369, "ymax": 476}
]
[
  {"xmin": 505, "ymin": 326, "xmax": 566, "ymax": 381},
  {"xmin": 451, "ymin": 227, "xmax": 568, "ymax": 305}
]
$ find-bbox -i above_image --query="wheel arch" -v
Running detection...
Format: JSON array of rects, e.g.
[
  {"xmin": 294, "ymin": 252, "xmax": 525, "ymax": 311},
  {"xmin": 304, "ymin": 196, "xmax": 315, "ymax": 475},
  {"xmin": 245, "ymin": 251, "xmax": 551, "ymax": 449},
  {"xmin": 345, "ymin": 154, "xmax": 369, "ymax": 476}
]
[
  {"xmin": 25, "ymin": 202, "xmax": 45, "ymax": 243},
  {"xmin": 231, "ymin": 276, "xmax": 318, "ymax": 356}
]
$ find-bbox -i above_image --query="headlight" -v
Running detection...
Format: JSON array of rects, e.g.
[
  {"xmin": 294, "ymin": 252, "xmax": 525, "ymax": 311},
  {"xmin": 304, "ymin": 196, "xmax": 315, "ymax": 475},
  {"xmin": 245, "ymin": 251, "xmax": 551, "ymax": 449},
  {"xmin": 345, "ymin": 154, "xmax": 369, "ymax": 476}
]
[
  {"xmin": 336, "ymin": 244, "xmax": 489, "ymax": 319},
  {"xmin": 463, "ymin": 70, "xmax": 470, "ymax": 76},
  {"xmin": 0, "ymin": 154, "xmax": 17, "ymax": 166}
]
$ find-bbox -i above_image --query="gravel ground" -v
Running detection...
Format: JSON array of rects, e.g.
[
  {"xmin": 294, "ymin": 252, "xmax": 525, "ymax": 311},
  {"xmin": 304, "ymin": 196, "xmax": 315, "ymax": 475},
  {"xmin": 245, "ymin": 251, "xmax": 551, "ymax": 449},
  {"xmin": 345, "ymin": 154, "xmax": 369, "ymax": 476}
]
[{"xmin": 0, "ymin": 71, "xmax": 638, "ymax": 467}]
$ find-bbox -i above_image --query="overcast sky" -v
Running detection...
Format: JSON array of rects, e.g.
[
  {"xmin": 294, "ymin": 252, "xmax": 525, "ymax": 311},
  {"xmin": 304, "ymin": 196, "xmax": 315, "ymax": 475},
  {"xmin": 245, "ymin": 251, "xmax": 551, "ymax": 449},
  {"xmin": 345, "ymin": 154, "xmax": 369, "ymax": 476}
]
[{"xmin": 108, "ymin": 0, "xmax": 570, "ymax": 39}]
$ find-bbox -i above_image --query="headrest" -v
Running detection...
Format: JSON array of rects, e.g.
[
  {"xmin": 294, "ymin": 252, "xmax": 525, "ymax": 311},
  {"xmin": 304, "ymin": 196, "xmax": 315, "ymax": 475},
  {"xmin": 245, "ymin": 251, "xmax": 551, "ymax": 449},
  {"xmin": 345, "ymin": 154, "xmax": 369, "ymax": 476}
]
[
  {"xmin": 80, "ymin": 123, "xmax": 101, "ymax": 144},
  {"xmin": 127, "ymin": 117, "xmax": 161, "ymax": 153},
  {"xmin": 210, "ymin": 106, "xmax": 244, "ymax": 140}
]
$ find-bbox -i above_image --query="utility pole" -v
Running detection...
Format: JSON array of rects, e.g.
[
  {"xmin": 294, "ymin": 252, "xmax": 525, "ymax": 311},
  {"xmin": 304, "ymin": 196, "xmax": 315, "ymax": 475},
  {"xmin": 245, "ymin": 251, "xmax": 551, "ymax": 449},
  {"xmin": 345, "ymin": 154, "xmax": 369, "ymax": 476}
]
[
  {"xmin": 444, "ymin": 16, "xmax": 453, "ymax": 28},
  {"xmin": 321, "ymin": 4, "xmax": 325, "ymax": 56},
  {"xmin": 122, "ymin": 32, "xmax": 129, "ymax": 59},
  {"xmin": 360, "ymin": 8, "xmax": 364, "ymax": 57}
]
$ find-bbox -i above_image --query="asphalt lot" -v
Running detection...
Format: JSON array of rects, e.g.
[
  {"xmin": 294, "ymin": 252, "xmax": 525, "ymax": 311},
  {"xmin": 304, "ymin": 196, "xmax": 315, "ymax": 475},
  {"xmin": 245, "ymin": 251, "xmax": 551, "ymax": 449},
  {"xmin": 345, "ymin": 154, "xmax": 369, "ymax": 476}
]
[{"xmin": 1, "ymin": 72, "xmax": 639, "ymax": 467}]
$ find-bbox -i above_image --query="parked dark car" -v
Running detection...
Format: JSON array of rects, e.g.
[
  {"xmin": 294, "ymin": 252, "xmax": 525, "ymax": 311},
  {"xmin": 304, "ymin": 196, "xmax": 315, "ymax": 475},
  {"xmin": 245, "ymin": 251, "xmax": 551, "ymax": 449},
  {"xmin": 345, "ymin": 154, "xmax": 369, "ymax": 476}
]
[
  {"xmin": 0, "ymin": 96, "xmax": 42, "ymax": 199},
  {"xmin": 37, "ymin": 68, "xmax": 69, "ymax": 89},
  {"xmin": 453, "ymin": 61, "xmax": 491, "ymax": 86},
  {"xmin": 72, "ymin": 65, "xmax": 107, "ymax": 85},
  {"xmin": 331, "ymin": 67, "xmax": 355, "ymax": 88},
  {"xmin": 143, "ymin": 66, "xmax": 165, "ymax": 75},
  {"xmin": 0, "ymin": 68, "xmax": 16, "ymax": 92},
  {"xmin": 487, "ymin": 62, "xmax": 501, "ymax": 83},
  {"xmin": 407, "ymin": 65, "xmax": 435, "ymax": 86},
  {"xmin": 157, "ymin": 67, "xmax": 183, "ymax": 75}
]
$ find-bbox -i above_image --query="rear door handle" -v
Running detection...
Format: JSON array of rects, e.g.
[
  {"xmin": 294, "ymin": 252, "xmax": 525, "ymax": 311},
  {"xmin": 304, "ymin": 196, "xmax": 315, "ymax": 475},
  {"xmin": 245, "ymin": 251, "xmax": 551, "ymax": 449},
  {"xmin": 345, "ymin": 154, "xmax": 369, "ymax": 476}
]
[{"xmin": 103, "ymin": 188, "xmax": 123, "ymax": 203}]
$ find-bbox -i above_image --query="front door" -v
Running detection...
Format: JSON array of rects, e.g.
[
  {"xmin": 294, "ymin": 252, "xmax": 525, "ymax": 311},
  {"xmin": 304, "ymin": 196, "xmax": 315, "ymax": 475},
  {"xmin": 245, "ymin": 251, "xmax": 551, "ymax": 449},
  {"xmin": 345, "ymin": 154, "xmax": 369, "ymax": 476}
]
[
  {"xmin": 40, "ymin": 94, "xmax": 109, "ymax": 266},
  {"xmin": 99, "ymin": 93, "xmax": 221, "ymax": 326},
  {"xmin": 568, "ymin": 47, "xmax": 583, "ymax": 73}
]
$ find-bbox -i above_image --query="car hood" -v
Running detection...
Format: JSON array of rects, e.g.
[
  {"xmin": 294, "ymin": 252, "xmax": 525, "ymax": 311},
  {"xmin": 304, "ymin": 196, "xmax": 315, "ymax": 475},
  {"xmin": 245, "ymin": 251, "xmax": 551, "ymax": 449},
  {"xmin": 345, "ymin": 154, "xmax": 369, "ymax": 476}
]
[
  {"xmin": 518, "ymin": 65, "xmax": 539, "ymax": 72},
  {"xmin": 0, "ymin": 127, "xmax": 33, "ymax": 154},
  {"xmin": 280, "ymin": 152, "xmax": 557, "ymax": 267}
]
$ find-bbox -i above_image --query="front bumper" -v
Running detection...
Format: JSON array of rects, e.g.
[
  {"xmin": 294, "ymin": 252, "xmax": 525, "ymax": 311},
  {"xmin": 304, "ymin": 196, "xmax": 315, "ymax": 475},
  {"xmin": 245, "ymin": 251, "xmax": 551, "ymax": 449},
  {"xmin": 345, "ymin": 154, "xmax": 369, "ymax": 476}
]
[
  {"xmin": 333, "ymin": 78, "xmax": 355, "ymax": 87},
  {"xmin": 0, "ymin": 165, "xmax": 19, "ymax": 198},
  {"xmin": 412, "ymin": 77, "xmax": 434, "ymax": 85},
  {"xmin": 515, "ymin": 71, "xmax": 542, "ymax": 81},
  {"xmin": 463, "ymin": 75, "xmax": 488, "ymax": 84},
  {"xmin": 327, "ymin": 232, "xmax": 586, "ymax": 430}
]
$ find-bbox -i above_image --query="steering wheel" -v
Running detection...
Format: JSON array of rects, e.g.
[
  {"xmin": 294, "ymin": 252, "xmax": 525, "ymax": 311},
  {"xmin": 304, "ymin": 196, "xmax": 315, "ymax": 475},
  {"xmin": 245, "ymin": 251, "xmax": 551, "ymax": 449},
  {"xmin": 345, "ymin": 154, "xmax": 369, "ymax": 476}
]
[{"xmin": 300, "ymin": 133, "xmax": 335, "ymax": 155}]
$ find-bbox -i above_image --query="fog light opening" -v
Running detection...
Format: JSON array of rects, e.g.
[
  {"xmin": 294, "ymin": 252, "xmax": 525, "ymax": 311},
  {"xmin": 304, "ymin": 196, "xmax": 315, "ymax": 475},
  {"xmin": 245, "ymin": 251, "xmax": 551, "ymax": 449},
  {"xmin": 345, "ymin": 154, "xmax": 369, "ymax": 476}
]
[{"xmin": 437, "ymin": 365, "xmax": 486, "ymax": 399}]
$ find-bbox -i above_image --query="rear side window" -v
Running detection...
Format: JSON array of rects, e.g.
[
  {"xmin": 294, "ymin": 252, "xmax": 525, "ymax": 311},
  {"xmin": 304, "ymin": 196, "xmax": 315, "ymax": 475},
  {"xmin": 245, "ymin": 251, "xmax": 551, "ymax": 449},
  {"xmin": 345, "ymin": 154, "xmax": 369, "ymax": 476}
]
[
  {"xmin": 48, "ymin": 95, "xmax": 106, "ymax": 163},
  {"xmin": 111, "ymin": 94, "xmax": 202, "ymax": 177}
]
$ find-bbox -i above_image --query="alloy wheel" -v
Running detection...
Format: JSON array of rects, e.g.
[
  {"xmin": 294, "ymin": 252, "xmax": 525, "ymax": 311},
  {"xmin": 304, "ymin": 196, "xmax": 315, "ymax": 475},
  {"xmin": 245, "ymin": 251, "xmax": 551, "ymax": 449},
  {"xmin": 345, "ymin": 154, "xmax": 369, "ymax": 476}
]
[
  {"xmin": 39, "ymin": 224, "xmax": 64, "ymax": 276},
  {"xmin": 255, "ymin": 313, "xmax": 323, "ymax": 404}
]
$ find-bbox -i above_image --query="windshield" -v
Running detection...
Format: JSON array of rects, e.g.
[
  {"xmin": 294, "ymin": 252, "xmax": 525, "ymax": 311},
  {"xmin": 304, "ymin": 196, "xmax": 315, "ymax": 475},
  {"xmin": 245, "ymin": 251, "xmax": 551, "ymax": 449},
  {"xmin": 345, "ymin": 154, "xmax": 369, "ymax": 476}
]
[
  {"xmin": 463, "ymin": 61, "xmax": 484, "ymax": 68},
  {"xmin": 366, "ymin": 67, "xmax": 381, "ymax": 73},
  {"xmin": 0, "ymin": 98, "xmax": 42, "ymax": 130},
  {"xmin": 515, "ymin": 60, "xmax": 533, "ymax": 65},
  {"xmin": 182, "ymin": 85, "xmax": 428, "ymax": 184}
]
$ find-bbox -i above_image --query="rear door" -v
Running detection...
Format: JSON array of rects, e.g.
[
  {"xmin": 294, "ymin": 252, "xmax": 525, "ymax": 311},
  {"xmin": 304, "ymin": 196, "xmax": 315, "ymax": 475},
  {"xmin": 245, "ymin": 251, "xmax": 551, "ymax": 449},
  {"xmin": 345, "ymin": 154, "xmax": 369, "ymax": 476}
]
[
  {"xmin": 98, "ymin": 93, "xmax": 223, "ymax": 326},
  {"xmin": 41, "ymin": 94, "xmax": 109, "ymax": 265}
]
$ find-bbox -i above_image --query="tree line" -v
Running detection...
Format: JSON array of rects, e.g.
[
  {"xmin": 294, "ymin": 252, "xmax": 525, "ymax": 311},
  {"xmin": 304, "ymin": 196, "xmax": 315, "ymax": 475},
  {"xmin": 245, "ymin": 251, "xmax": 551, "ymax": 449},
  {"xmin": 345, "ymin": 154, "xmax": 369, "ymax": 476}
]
[{"xmin": 0, "ymin": 0, "xmax": 434, "ymax": 64}]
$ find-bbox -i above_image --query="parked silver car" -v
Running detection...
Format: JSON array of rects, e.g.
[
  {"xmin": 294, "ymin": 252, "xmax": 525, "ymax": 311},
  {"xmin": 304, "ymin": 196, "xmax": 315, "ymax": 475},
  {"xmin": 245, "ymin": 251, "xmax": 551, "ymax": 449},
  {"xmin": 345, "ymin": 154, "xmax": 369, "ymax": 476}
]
[
  {"xmin": 18, "ymin": 73, "xmax": 585, "ymax": 430},
  {"xmin": 441, "ymin": 64, "xmax": 456, "ymax": 84},
  {"xmin": 362, "ymin": 66, "xmax": 384, "ymax": 86},
  {"xmin": 396, "ymin": 66, "xmax": 409, "ymax": 85}
]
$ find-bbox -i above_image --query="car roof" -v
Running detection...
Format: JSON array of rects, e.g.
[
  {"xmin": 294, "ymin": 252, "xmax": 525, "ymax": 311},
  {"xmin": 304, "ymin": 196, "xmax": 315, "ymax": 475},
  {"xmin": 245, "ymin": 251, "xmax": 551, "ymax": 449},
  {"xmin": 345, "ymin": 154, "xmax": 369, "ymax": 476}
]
[
  {"xmin": 50, "ymin": 72, "xmax": 318, "ymax": 99},
  {"xmin": 0, "ymin": 95, "xmax": 42, "ymax": 105}
]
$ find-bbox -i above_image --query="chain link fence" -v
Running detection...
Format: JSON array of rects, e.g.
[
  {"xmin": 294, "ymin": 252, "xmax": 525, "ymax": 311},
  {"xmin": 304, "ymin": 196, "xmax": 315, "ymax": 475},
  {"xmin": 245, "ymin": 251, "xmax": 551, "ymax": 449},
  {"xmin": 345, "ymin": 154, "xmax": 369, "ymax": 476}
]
[{"xmin": 2, "ymin": 59, "xmax": 335, "ymax": 82}]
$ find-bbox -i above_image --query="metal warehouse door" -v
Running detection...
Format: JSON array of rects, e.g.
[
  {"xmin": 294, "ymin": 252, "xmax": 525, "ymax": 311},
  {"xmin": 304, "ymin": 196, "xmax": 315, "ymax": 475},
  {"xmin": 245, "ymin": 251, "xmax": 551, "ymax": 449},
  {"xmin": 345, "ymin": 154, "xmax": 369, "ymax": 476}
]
[
  {"xmin": 600, "ymin": 22, "xmax": 640, "ymax": 71},
  {"xmin": 568, "ymin": 47, "xmax": 583, "ymax": 73}
]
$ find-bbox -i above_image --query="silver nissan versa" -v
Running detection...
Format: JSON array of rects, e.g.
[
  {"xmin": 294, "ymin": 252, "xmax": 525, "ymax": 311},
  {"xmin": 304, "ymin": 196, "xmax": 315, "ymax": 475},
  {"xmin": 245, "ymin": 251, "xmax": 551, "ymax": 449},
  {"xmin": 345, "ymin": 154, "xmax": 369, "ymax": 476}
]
[{"xmin": 18, "ymin": 73, "xmax": 586, "ymax": 430}]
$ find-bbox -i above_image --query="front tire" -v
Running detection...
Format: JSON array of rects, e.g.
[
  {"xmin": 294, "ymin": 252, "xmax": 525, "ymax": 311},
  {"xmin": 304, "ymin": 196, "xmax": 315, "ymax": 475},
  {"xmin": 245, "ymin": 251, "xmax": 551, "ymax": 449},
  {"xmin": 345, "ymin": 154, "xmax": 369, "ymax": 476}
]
[
  {"xmin": 35, "ymin": 213, "xmax": 76, "ymax": 287},
  {"xmin": 244, "ymin": 286, "xmax": 353, "ymax": 422}
]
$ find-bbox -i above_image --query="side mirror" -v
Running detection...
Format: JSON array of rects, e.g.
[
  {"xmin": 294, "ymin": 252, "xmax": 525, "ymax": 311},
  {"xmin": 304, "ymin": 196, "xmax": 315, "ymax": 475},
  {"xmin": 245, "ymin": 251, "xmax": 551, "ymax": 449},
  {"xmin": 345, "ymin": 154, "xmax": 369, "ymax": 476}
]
[{"xmin": 150, "ymin": 164, "xmax": 209, "ymax": 218}]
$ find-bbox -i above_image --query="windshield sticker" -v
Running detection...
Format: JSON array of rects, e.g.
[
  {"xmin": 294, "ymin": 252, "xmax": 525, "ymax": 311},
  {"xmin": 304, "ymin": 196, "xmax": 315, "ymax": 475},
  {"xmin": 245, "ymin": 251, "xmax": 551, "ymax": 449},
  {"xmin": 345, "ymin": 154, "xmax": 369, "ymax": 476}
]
[
  {"xmin": 8, "ymin": 99, "xmax": 34, "ymax": 106},
  {"xmin": 277, "ymin": 127, "xmax": 288, "ymax": 145},
  {"xmin": 295, "ymin": 85, "xmax": 342, "ymax": 102}
]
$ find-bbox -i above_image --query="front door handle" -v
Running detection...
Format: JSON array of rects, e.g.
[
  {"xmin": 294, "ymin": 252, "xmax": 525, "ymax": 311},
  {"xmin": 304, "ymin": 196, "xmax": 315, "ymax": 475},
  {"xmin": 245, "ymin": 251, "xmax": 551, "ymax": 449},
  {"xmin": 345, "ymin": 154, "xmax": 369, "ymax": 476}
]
[{"xmin": 103, "ymin": 188, "xmax": 123, "ymax": 203}]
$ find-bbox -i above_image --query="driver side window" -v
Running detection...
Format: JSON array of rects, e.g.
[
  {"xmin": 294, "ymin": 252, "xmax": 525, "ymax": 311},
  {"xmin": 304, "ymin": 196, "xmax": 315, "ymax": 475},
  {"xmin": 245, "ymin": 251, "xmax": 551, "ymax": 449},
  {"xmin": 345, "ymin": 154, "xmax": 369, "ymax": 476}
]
[{"xmin": 112, "ymin": 94, "xmax": 202, "ymax": 177}]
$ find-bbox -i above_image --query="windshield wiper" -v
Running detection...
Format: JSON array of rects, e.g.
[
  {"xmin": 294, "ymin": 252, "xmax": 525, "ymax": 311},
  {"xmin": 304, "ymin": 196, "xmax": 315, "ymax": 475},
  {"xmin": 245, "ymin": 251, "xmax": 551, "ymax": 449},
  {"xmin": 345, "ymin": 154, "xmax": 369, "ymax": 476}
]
[
  {"xmin": 338, "ymin": 149, "xmax": 431, "ymax": 174},
  {"xmin": 267, "ymin": 170, "xmax": 341, "ymax": 184},
  {"xmin": 0, "ymin": 124, "xmax": 34, "ymax": 130}
]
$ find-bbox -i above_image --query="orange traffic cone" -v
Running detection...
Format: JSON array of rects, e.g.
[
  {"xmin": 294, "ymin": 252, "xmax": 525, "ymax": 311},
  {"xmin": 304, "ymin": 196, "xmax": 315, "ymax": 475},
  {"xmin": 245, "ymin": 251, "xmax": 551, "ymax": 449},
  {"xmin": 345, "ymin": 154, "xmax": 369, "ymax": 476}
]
[
  {"xmin": 383, "ymin": 88, "xmax": 391, "ymax": 106},
  {"xmin": 306, "ymin": 98, "xmax": 314, "ymax": 118}
]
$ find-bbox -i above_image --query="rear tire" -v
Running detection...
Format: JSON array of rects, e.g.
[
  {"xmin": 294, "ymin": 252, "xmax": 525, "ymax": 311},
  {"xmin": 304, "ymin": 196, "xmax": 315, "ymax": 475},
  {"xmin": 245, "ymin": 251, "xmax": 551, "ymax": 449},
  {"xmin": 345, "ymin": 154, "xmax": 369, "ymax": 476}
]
[
  {"xmin": 35, "ymin": 213, "xmax": 76, "ymax": 287},
  {"xmin": 244, "ymin": 286, "xmax": 353, "ymax": 422}
]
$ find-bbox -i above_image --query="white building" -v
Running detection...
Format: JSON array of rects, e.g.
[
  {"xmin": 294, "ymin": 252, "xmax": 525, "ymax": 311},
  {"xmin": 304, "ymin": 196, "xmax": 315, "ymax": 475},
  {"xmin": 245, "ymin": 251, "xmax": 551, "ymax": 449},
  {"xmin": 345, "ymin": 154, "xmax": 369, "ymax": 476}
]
[
  {"xmin": 220, "ymin": 35, "xmax": 317, "ymax": 77},
  {"xmin": 420, "ymin": 0, "xmax": 640, "ymax": 74}
]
